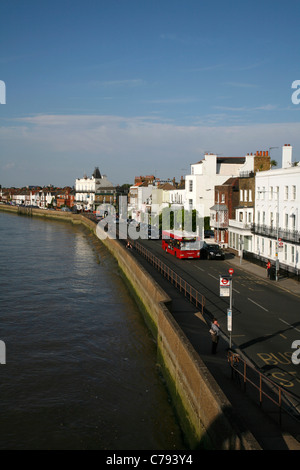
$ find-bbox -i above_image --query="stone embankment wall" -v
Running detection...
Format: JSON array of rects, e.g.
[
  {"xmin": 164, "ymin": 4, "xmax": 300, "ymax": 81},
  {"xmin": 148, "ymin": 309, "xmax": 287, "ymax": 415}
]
[{"xmin": 0, "ymin": 205, "xmax": 260, "ymax": 450}]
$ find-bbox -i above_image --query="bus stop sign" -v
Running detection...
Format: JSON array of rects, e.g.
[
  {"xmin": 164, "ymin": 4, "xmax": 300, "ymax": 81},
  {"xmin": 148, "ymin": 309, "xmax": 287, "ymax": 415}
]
[{"xmin": 220, "ymin": 275, "xmax": 231, "ymax": 297}]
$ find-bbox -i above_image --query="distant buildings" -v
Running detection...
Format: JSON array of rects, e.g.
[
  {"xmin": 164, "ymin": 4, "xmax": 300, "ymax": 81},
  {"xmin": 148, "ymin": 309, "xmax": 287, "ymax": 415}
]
[
  {"xmin": 75, "ymin": 167, "xmax": 115, "ymax": 212},
  {"xmin": 1, "ymin": 144, "xmax": 299, "ymax": 278},
  {"xmin": 0, "ymin": 186, "xmax": 73, "ymax": 209}
]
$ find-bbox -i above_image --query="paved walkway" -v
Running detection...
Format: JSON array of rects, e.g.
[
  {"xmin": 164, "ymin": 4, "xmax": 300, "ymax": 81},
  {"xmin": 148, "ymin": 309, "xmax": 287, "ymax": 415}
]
[
  {"xmin": 131, "ymin": 248, "xmax": 300, "ymax": 450},
  {"xmin": 225, "ymin": 255, "xmax": 300, "ymax": 297}
]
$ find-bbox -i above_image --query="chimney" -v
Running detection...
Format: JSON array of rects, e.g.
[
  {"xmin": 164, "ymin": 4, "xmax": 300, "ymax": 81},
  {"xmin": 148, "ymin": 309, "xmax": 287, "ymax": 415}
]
[{"xmin": 282, "ymin": 144, "xmax": 292, "ymax": 168}]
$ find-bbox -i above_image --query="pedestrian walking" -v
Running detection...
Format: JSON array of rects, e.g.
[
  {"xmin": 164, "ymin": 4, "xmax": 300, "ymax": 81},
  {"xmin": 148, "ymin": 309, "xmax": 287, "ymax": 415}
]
[
  {"xmin": 210, "ymin": 318, "xmax": 220, "ymax": 354},
  {"xmin": 266, "ymin": 260, "xmax": 271, "ymax": 278}
]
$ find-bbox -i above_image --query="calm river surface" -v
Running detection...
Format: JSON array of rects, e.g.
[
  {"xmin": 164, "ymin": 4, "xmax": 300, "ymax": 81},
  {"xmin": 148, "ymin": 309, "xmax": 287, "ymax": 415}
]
[{"xmin": 0, "ymin": 211, "xmax": 186, "ymax": 450}]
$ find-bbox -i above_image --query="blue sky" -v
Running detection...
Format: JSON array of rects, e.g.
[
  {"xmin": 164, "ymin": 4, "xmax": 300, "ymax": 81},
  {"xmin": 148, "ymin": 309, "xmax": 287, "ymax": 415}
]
[{"xmin": 1, "ymin": 0, "xmax": 300, "ymax": 187}]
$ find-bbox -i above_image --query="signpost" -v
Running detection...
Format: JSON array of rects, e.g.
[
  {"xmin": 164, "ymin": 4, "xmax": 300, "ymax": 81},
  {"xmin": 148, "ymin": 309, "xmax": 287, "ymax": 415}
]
[{"xmin": 220, "ymin": 268, "xmax": 234, "ymax": 348}]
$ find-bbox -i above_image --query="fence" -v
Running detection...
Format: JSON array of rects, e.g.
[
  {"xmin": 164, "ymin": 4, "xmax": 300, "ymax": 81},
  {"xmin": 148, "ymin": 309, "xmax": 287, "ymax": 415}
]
[
  {"xmin": 243, "ymin": 250, "xmax": 300, "ymax": 282},
  {"xmin": 227, "ymin": 350, "xmax": 300, "ymax": 426},
  {"xmin": 132, "ymin": 240, "xmax": 206, "ymax": 316}
]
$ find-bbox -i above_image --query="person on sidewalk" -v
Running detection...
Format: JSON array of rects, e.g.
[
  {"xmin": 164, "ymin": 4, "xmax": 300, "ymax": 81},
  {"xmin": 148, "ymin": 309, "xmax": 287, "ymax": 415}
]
[
  {"xmin": 266, "ymin": 260, "xmax": 271, "ymax": 278},
  {"xmin": 210, "ymin": 318, "xmax": 220, "ymax": 354}
]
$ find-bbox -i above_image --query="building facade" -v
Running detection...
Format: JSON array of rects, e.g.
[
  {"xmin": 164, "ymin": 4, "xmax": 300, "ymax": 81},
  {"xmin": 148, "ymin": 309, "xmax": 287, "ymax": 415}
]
[
  {"xmin": 184, "ymin": 152, "xmax": 264, "ymax": 218},
  {"xmin": 210, "ymin": 178, "xmax": 240, "ymax": 247},
  {"xmin": 251, "ymin": 145, "xmax": 300, "ymax": 275},
  {"xmin": 228, "ymin": 174, "xmax": 255, "ymax": 254},
  {"xmin": 75, "ymin": 167, "xmax": 115, "ymax": 212}
]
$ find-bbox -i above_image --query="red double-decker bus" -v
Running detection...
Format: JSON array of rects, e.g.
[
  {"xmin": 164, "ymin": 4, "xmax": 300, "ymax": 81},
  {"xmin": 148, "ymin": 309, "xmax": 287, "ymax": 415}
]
[{"xmin": 162, "ymin": 230, "xmax": 201, "ymax": 259}]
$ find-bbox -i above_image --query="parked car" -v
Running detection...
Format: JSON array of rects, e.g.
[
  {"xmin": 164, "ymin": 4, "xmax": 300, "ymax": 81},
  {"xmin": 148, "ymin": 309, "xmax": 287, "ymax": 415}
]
[{"xmin": 200, "ymin": 242, "xmax": 225, "ymax": 260}]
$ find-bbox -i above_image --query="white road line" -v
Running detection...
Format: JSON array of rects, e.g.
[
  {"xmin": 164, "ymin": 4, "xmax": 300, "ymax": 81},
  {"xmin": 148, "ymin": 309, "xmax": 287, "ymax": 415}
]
[
  {"xmin": 279, "ymin": 318, "xmax": 300, "ymax": 333},
  {"xmin": 195, "ymin": 266, "xmax": 205, "ymax": 272},
  {"xmin": 208, "ymin": 273, "xmax": 218, "ymax": 280},
  {"xmin": 233, "ymin": 288, "xmax": 240, "ymax": 294},
  {"xmin": 248, "ymin": 297, "xmax": 269, "ymax": 312}
]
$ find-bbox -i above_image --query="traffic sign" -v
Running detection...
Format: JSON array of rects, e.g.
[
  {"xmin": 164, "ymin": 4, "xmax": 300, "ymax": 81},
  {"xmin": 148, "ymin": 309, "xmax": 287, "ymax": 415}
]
[
  {"xmin": 220, "ymin": 277, "xmax": 230, "ymax": 286},
  {"xmin": 220, "ymin": 275, "xmax": 231, "ymax": 297},
  {"xmin": 228, "ymin": 268, "xmax": 234, "ymax": 275},
  {"xmin": 227, "ymin": 309, "xmax": 232, "ymax": 331}
]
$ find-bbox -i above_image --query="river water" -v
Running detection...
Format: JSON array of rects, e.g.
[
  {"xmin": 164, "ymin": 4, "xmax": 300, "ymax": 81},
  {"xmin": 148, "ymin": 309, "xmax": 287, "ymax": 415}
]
[{"xmin": 0, "ymin": 211, "xmax": 186, "ymax": 450}]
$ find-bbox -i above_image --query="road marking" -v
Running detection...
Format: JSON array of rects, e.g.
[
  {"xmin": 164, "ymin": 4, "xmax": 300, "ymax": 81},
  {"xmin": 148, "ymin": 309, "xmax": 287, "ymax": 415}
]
[
  {"xmin": 208, "ymin": 273, "xmax": 218, "ymax": 280},
  {"xmin": 279, "ymin": 318, "xmax": 300, "ymax": 333},
  {"xmin": 195, "ymin": 265, "xmax": 205, "ymax": 272},
  {"xmin": 233, "ymin": 288, "xmax": 240, "ymax": 294},
  {"xmin": 248, "ymin": 297, "xmax": 269, "ymax": 312}
]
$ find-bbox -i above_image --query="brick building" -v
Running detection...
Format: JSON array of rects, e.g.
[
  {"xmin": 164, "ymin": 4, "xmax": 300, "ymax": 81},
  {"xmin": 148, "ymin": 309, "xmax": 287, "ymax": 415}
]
[{"xmin": 210, "ymin": 178, "xmax": 240, "ymax": 247}]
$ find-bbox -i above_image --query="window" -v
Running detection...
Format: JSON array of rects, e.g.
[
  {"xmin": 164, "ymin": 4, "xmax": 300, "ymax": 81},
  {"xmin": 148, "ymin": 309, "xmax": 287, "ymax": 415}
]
[
  {"xmin": 240, "ymin": 189, "xmax": 243, "ymax": 202},
  {"xmin": 244, "ymin": 190, "xmax": 247, "ymax": 202},
  {"xmin": 189, "ymin": 180, "xmax": 193, "ymax": 192},
  {"xmin": 284, "ymin": 244, "xmax": 287, "ymax": 261},
  {"xmin": 292, "ymin": 185, "xmax": 296, "ymax": 200},
  {"xmin": 285, "ymin": 186, "xmax": 288, "ymax": 200},
  {"xmin": 249, "ymin": 189, "xmax": 252, "ymax": 202},
  {"xmin": 270, "ymin": 186, "xmax": 273, "ymax": 200},
  {"xmin": 291, "ymin": 246, "xmax": 295, "ymax": 263},
  {"xmin": 285, "ymin": 213, "xmax": 288, "ymax": 229}
]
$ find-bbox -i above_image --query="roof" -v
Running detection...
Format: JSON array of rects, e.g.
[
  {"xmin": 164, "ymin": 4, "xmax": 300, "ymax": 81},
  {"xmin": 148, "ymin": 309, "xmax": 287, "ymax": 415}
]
[
  {"xmin": 210, "ymin": 204, "xmax": 228, "ymax": 211},
  {"xmin": 93, "ymin": 167, "xmax": 102, "ymax": 179},
  {"xmin": 217, "ymin": 157, "xmax": 245, "ymax": 164},
  {"xmin": 158, "ymin": 183, "xmax": 176, "ymax": 190}
]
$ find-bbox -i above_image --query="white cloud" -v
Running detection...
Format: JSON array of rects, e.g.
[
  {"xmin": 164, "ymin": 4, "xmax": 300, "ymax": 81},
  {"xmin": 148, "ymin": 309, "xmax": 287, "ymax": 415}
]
[{"xmin": 1, "ymin": 114, "xmax": 299, "ymax": 187}]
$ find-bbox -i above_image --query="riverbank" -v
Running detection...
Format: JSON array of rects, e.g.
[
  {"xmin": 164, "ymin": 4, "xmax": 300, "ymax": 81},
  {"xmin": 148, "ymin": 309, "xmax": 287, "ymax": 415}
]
[{"xmin": 0, "ymin": 205, "xmax": 260, "ymax": 449}]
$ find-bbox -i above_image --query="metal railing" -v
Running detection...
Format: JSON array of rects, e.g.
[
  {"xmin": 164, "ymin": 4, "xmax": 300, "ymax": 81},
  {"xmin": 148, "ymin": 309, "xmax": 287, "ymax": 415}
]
[
  {"xmin": 132, "ymin": 240, "xmax": 205, "ymax": 315},
  {"xmin": 251, "ymin": 223, "xmax": 300, "ymax": 244},
  {"xmin": 227, "ymin": 350, "xmax": 300, "ymax": 425}
]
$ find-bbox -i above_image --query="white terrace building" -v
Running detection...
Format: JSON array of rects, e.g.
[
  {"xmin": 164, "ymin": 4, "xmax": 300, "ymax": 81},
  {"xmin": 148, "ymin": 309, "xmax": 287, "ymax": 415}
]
[
  {"xmin": 184, "ymin": 152, "xmax": 256, "ymax": 218},
  {"xmin": 251, "ymin": 145, "xmax": 300, "ymax": 275}
]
